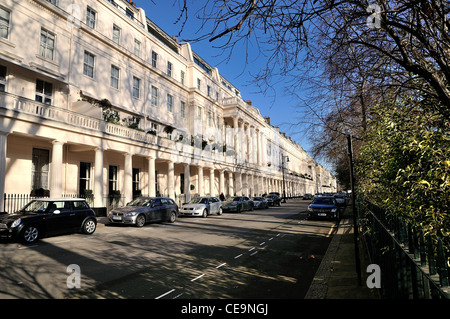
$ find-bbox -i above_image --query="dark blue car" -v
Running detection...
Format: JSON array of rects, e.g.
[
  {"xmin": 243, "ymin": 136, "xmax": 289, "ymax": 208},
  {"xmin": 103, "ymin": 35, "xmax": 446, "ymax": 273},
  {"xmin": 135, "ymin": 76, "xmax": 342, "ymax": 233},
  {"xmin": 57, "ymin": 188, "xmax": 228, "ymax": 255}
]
[{"xmin": 307, "ymin": 196, "xmax": 340, "ymax": 220}]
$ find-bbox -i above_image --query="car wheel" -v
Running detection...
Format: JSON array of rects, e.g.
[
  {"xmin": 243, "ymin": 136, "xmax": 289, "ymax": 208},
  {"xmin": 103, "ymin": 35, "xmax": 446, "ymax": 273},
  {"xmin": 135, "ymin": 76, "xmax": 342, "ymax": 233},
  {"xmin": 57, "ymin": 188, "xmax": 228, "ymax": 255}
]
[
  {"xmin": 217, "ymin": 207, "xmax": 223, "ymax": 216},
  {"xmin": 202, "ymin": 209, "xmax": 208, "ymax": 218},
  {"xmin": 167, "ymin": 211, "xmax": 177, "ymax": 223},
  {"xmin": 82, "ymin": 218, "xmax": 97, "ymax": 234},
  {"xmin": 136, "ymin": 214, "xmax": 146, "ymax": 227},
  {"xmin": 22, "ymin": 225, "xmax": 39, "ymax": 243}
]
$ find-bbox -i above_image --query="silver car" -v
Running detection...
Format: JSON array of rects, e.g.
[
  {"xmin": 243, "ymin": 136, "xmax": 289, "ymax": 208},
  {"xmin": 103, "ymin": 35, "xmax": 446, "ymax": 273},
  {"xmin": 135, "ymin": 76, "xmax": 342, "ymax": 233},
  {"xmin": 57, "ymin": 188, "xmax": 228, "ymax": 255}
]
[
  {"xmin": 180, "ymin": 196, "xmax": 223, "ymax": 217},
  {"xmin": 108, "ymin": 197, "xmax": 179, "ymax": 227}
]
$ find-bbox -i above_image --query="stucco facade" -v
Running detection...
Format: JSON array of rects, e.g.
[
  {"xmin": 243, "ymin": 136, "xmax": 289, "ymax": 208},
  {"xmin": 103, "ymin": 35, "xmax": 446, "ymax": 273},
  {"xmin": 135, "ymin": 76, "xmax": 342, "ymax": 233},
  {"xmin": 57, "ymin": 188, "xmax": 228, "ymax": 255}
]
[{"xmin": 0, "ymin": 0, "xmax": 336, "ymax": 212}]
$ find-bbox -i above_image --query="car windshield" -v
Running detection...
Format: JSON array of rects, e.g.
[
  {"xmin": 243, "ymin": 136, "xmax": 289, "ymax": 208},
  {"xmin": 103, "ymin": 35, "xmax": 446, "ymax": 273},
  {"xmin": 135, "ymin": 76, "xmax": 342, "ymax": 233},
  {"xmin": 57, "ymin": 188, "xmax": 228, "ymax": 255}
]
[
  {"xmin": 253, "ymin": 197, "xmax": 263, "ymax": 201},
  {"xmin": 127, "ymin": 197, "xmax": 150, "ymax": 206},
  {"xmin": 313, "ymin": 197, "xmax": 335, "ymax": 205},
  {"xmin": 188, "ymin": 197, "xmax": 208, "ymax": 204},
  {"xmin": 20, "ymin": 200, "xmax": 50, "ymax": 214},
  {"xmin": 231, "ymin": 197, "xmax": 242, "ymax": 201}
]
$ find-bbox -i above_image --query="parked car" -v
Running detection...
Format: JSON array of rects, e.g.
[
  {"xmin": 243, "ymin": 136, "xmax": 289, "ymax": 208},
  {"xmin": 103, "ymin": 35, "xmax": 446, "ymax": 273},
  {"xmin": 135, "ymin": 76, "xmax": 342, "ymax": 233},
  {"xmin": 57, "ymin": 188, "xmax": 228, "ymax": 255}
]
[
  {"xmin": 307, "ymin": 196, "xmax": 340, "ymax": 220},
  {"xmin": 222, "ymin": 196, "xmax": 254, "ymax": 213},
  {"xmin": 302, "ymin": 193, "xmax": 313, "ymax": 200},
  {"xmin": 0, "ymin": 198, "xmax": 97, "ymax": 244},
  {"xmin": 333, "ymin": 194, "xmax": 347, "ymax": 208},
  {"xmin": 180, "ymin": 196, "xmax": 223, "ymax": 217},
  {"xmin": 269, "ymin": 192, "xmax": 280, "ymax": 197},
  {"xmin": 266, "ymin": 194, "xmax": 281, "ymax": 207},
  {"xmin": 253, "ymin": 197, "xmax": 269, "ymax": 209},
  {"xmin": 108, "ymin": 196, "xmax": 178, "ymax": 227}
]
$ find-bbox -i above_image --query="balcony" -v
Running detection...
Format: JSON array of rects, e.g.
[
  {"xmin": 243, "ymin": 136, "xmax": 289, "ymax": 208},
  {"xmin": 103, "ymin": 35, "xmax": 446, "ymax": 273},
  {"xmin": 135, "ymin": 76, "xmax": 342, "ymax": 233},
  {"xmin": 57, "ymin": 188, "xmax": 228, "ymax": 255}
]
[
  {"xmin": 0, "ymin": 92, "xmax": 240, "ymax": 165},
  {"xmin": 0, "ymin": 92, "xmax": 175, "ymax": 149},
  {"xmin": 222, "ymin": 97, "xmax": 262, "ymax": 120}
]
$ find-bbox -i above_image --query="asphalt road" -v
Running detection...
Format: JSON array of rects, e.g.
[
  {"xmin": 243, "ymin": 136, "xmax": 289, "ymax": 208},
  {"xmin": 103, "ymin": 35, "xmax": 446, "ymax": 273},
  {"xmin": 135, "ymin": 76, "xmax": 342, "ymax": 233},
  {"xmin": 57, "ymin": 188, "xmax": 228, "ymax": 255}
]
[{"xmin": 0, "ymin": 199, "xmax": 337, "ymax": 300}]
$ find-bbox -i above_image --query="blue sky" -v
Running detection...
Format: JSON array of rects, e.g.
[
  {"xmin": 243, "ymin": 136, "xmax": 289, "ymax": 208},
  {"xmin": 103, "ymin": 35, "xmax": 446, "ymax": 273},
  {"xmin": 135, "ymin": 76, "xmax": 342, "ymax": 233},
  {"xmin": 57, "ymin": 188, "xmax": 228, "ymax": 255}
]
[{"xmin": 134, "ymin": 0, "xmax": 323, "ymax": 167}]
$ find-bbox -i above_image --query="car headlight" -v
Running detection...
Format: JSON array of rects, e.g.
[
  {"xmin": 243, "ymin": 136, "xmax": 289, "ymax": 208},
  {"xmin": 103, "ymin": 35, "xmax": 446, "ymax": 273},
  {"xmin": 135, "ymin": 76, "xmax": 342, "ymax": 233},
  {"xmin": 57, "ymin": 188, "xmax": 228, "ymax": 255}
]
[
  {"xmin": 331, "ymin": 208, "xmax": 337, "ymax": 213},
  {"xmin": 11, "ymin": 218, "xmax": 22, "ymax": 228},
  {"xmin": 125, "ymin": 212, "xmax": 137, "ymax": 217},
  {"xmin": 308, "ymin": 207, "xmax": 313, "ymax": 212}
]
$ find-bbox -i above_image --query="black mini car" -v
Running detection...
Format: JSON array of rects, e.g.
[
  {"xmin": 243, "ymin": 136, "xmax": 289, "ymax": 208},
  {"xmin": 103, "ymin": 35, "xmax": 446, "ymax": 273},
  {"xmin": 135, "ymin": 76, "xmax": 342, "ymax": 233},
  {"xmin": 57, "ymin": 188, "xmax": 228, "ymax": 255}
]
[{"xmin": 0, "ymin": 198, "xmax": 97, "ymax": 243}]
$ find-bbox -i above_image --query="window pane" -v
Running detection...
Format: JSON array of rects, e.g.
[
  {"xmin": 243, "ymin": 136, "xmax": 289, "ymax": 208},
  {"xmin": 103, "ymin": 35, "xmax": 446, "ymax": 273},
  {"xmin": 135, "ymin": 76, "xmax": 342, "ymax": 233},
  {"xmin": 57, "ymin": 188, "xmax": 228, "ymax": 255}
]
[
  {"xmin": 83, "ymin": 51, "xmax": 95, "ymax": 77},
  {"xmin": 133, "ymin": 76, "xmax": 140, "ymax": 98},
  {"xmin": 111, "ymin": 65, "xmax": 119, "ymax": 89},
  {"xmin": 0, "ymin": 7, "xmax": 10, "ymax": 39},
  {"xmin": 113, "ymin": 25, "xmax": 120, "ymax": 44},
  {"xmin": 86, "ymin": 7, "xmax": 96, "ymax": 28}
]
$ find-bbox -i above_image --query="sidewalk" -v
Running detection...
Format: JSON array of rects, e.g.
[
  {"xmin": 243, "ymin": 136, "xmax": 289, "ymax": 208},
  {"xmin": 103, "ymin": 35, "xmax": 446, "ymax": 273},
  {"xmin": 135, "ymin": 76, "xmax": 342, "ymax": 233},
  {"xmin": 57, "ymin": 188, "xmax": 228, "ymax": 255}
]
[{"xmin": 305, "ymin": 206, "xmax": 380, "ymax": 299}]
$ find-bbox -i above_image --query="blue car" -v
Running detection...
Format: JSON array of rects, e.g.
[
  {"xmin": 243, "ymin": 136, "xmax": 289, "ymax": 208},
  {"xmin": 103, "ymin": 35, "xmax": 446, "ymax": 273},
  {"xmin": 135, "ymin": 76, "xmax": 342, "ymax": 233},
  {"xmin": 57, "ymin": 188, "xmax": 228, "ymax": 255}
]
[{"xmin": 307, "ymin": 196, "xmax": 340, "ymax": 220}]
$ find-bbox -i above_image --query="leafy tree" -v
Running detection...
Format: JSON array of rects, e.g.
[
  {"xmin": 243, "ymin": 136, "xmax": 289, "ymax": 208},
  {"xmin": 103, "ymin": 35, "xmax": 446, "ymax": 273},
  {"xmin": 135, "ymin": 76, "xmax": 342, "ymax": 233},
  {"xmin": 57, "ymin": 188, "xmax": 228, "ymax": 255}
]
[{"xmin": 357, "ymin": 95, "xmax": 450, "ymax": 252}]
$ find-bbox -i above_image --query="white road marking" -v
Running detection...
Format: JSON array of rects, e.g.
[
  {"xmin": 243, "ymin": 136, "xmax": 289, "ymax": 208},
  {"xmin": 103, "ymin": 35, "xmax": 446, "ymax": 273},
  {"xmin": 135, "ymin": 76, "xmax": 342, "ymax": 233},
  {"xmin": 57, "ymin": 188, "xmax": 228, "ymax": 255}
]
[
  {"xmin": 18, "ymin": 245, "xmax": 38, "ymax": 249},
  {"xmin": 191, "ymin": 274, "xmax": 205, "ymax": 282},
  {"xmin": 234, "ymin": 254, "xmax": 243, "ymax": 259},
  {"xmin": 155, "ymin": 289, "xmax": 175, "ymax": 299},
  {"xmin": 326, "ymin": 226, "xmax": 335, "ymax": 237},
  {"xmin": 173, "ymin": 292, "xmax": 184, "ymax": 299},
  {"xmin": 53, "ymin": 240, "xmax": 71, "ymax": 244}
]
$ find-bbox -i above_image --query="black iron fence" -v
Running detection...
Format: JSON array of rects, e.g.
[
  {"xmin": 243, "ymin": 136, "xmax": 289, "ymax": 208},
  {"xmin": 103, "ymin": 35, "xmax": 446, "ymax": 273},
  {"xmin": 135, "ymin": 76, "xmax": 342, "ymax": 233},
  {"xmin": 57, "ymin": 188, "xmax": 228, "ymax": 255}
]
[{"xmin": 360, "ymin": 200, "xmax": 449, "ymax": 299}]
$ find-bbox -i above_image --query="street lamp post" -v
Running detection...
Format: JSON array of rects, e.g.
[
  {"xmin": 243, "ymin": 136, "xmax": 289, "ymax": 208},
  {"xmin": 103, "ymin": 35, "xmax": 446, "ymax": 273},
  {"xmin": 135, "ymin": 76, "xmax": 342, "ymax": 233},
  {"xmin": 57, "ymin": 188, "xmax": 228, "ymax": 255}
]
[
  {"xmin": 281, "ymin": 154, "xmax": 289, "ymax": 203},
  {"xmin": 347, "ymin": 134, "xmax": 362, "ymax": 286}
]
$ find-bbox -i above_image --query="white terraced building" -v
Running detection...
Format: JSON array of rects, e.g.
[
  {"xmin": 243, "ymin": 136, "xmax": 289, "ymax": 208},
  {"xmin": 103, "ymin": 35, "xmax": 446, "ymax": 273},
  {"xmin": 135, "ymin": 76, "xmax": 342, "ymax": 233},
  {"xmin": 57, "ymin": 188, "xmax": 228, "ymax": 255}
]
[{"xmin": 0, "ymin": 0, "xmax": 336, "ymax": 213}]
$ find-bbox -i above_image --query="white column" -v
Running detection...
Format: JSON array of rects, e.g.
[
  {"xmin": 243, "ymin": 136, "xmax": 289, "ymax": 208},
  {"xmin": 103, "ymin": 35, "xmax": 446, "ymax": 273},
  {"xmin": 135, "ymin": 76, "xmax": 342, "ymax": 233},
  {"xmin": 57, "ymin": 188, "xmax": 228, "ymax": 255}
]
[
  {"xmin": 244, "ymin": 173, "xmax": 249, "ymax": 196},
  {"xmin": 50, "ymin": 141, "xmax": 64, "ymax": 198},
  {"xmin": 242, "ymin": 123, "xmax": 247, "ymax": 163},
  {"xmin": 184, "ymin": 164, "xmax": 191, "ymax": 203},
  {"xmin": 256, "ymin": 129, "xmax": 261, "ymax": 166},
  {"xmin": 148, "ymin": 157, "xmax": 156, "ymax": 197},
  {"xmin": 210, "ymin": 168, "xmax": 215, "ymax": 196},
  {"xmin": 94, "ymin": 148, "xmax": 104, "ymax": 207},
  {"xmin": 260, "ymin": 132, "xmax": 266, "ymax": 166},
  {"xmin": 219, "ymin": 170, "xmax": 225, "ymax": 197},
  {"xmin": 0, "ymin": 132, "xmax": 8, "ymax": 212},
  {"xmin": 198, "ymin": 165, "xmax": 204, "ymax": 196},
  {"xmin": 251, "ymin": 126, "xmax": 257, "ymax": 164},
  {"xmin": 235, "ymin": 172, "xmax": 242, "ymax": 196},
  {"xmin": 233, "ymin": 117, "xmax": 240, "ymax": 164},
  {"xmin": 168, "ymin": 161, "xmax": 174, "ymax": 199},
  {"xmin": 228, "ymin": 171, "xmax": 234, "ymax": 196},
  {"xmin": 247, "ymin": 124, "xmax": 253, "ymax": 164},
  {"xmin": 124, "ymin": 152, "xmax": 133, "ymax": 204}
]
